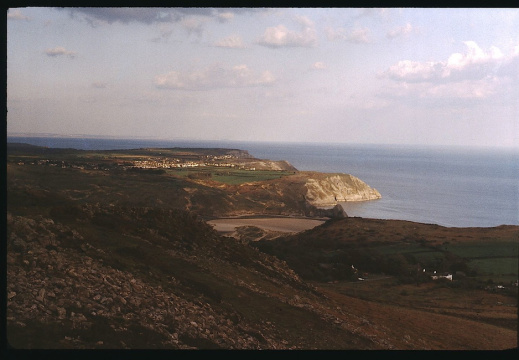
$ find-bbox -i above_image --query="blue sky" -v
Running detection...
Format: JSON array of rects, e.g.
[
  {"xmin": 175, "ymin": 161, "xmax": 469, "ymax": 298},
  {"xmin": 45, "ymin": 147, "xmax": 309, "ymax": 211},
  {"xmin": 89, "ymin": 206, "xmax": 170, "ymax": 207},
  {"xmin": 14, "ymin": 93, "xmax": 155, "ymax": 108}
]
[{"xmin": 7, "ymin": 7, "xmax": 519, "ymax": 147}]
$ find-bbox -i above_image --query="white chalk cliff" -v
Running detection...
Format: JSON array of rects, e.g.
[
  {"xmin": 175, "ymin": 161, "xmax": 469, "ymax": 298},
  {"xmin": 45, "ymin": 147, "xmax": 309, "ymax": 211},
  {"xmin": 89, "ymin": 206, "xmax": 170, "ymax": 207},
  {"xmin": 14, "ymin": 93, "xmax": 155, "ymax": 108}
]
[{"xmin": 304, "ymin": 173, "xmax": 381, "ymax": 206}]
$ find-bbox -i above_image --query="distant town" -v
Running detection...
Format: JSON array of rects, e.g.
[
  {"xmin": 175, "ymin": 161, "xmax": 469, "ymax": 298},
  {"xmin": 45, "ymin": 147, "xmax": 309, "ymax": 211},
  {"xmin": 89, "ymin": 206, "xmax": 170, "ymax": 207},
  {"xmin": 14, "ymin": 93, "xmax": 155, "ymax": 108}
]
[{"xmin": 11, "ymin": 154, "xmax": 259, "ymax": 171}]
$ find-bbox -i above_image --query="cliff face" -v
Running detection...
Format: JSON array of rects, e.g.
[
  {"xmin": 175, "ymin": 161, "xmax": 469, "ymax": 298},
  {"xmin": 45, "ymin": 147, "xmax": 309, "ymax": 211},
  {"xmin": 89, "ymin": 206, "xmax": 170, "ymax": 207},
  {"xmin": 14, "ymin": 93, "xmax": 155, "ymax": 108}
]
[
  {"xmin": 224, "ymin": 171, "xmax": 380, "ymax": 218},
  {"xmin": 303, "ymin": 172, "xmax": 381, "ymax": 206},
  {"xmin": 232, "ymin": 159, "xmax": 297, "ymax": 171}
]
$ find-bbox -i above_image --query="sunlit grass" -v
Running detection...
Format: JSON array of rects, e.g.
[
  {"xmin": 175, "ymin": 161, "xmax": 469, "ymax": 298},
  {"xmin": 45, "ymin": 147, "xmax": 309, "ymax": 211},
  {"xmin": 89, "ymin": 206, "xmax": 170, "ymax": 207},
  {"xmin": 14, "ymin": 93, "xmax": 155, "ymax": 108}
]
[{"xmin": 167, "ymin": 168, "xmax": 295, "ymax": 185}]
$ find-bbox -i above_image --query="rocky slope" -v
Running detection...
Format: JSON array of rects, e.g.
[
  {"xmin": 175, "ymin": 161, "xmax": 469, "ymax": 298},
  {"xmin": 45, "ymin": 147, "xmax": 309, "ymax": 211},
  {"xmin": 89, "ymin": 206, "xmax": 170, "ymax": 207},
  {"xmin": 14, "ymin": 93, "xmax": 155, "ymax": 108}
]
[
  {"xmin": 6, "ymin": 206, "xmax": 381, "ymax": 350},
  {"xmin": 7, "ymin": 206, "xmax": 517, "ymax": 350}
]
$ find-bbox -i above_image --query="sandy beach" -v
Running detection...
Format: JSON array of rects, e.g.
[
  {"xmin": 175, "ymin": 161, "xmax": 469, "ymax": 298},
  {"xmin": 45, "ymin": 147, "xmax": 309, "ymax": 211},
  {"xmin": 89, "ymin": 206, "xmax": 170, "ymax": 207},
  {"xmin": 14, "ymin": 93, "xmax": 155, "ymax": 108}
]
[{"xmin": 207, "ymin": 216, "xmax": 326, "ymax": 234}]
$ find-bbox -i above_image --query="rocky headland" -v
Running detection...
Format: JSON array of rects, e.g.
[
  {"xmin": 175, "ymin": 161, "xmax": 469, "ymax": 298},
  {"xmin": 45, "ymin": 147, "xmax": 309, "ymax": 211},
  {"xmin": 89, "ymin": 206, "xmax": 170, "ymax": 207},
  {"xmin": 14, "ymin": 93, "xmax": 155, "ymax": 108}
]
[
  {"xmin": 6, "ymin": 143, "xmax": 380, "ymax": 219},
  {"xmin": 303, "ymin": 172, "xmax": 381, "ymax": 206}
]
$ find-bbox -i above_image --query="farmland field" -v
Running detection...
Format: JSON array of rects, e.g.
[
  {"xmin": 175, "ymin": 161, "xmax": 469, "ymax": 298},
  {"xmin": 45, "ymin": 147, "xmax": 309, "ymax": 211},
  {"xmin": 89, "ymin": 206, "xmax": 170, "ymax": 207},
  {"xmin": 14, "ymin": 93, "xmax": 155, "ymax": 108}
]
[
  {"xmin": 372, "ymin": 241, "xmax": 518, "ymax": 282},
  {"xmin": 167, "ymin": 168, "xmax": 295, "ymax": 185}
]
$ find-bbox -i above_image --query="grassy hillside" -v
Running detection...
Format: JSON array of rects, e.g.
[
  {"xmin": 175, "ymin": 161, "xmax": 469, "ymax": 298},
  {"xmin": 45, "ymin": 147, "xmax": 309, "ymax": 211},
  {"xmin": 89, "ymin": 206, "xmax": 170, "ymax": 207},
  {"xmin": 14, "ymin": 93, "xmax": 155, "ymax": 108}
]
[{"xmin": 253, "ymin": 217, "xmax": 518, "ymax": 284}]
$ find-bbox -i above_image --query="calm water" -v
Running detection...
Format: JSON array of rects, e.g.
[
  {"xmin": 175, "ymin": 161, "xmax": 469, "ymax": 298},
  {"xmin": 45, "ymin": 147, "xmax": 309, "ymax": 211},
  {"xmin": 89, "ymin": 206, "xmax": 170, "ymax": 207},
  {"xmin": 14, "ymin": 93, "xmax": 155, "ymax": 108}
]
[{"xmin": 8, "ymin": 136, "xmax": 519, "ymax": 228}]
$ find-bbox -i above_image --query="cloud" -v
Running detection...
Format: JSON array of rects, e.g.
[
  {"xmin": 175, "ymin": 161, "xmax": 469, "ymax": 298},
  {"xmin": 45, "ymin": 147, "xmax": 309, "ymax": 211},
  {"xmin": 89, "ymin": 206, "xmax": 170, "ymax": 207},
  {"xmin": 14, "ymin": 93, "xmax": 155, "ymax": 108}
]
[
  {"xmin": 354, "ymin": 8, "xmax": 390, "ymax": 19},
  {"xmin": 377, "ymin": 76, "xmax": 508, "ymax": 109},
  {"xmin": 66, "ymin": 8, "xmax": 181, "ymax": 25},
  {"xmin": 150, "ymin": 24, "xmax": 174, "ymax": 43},
  {"xmin": 63, "ymin": 8, "xmax": 263, "ymax": 26},
  {"xmin": 444, "ymin": 41, "xmax": 505, "ymax": 75},
  {"xmin": 381, "ymin": 41, "xmax": 518, "ymax": 83},
  {"xmin": 310, "ymin": 61, "xmax": 326, "ymax": 70},
  {"xmin": 257, "ymin": 15, "xmax": 317, "ymax": 48},
  {"xmin": 294, "ymin": 14, "xmax": 314, "ymax": 28},
  {"xmin": 381, "ymin": 60, "xmax": 443, "ymax": 82},
  {"xmin": 180, "ymin": 17, "xmax": 206, "ymax": 37},
  {"xmin": 44, "ymin": 46, "xmax": 76, "ymax": 58},
  {"xmin": 425, "ymin": 78, "xmax": 501, "ymax": 99},
  {"xmin": 379, "ymin": 41, "xmax": 519, "ymax": 103},
  {"xmin": 386, "ymin": 23, "xmax": 413, "ymax": 39},
  {"xmin": 63, "ymin": 8, "xmax": 224, "ymax": 25},
  {"xmin": 497, "ymin": 45, "xmax": 519, "ymax": 79},
  {"xmin": 325, "ymin": 27, "xmax": 371, "ymax": 43},
  {"xmin": 8, "ymin": 9, "xmax": 30, "ymax": 20},
  {"xmin": 154, "ymin": 64, "xmax": 276, "ymax": 90},
  {"xmin": 214, "ymin": 35, "xmax": 245, "ymax": 48},
  {"xmin": 217, "ymin": 12, "xmax": 234, "ymax": 23},
  {"xmin": 347, "ymin": 28, "xmax": 371, "ymax": 43}
]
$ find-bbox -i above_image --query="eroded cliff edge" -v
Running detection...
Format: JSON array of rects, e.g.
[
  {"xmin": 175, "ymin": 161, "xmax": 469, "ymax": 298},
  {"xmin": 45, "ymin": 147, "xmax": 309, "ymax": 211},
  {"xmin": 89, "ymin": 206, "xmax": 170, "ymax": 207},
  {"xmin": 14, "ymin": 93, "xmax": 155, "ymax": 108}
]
[
  {"xmin": 303, "ymin": 172, "xmax": 381, "ymax": 206},
  {"xmin": 223, "ymin": 170, "xmax": 381, "ymax": 218}
]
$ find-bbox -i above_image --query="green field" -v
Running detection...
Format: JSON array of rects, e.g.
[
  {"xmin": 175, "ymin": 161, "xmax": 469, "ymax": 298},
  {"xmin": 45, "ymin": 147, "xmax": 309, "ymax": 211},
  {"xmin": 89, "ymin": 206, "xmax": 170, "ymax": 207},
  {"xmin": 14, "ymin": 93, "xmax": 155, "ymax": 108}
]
[
  {"xmin": 167, "ymin": 167, "xmax": 295, "ymax": 185},
  {"xmin": 469, "ymin": 258, "xmax": 518, "ymax": 280},
  {"xmin": 444, "ymin": 242, "xmax": 518, "ymax": 281},
  {"xmin": 442, "ymin": 241, "xmax": 518, "ymax": 258},
  {"xmin": 353, "ymin": 241, "xmax": 518, "ymax": 282}
]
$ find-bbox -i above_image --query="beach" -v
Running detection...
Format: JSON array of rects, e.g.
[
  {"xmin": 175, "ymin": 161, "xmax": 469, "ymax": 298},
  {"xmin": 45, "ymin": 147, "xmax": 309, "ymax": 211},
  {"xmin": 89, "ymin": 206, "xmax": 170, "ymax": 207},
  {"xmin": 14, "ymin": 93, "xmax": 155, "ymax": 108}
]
[{"xmin": 207, "ymin": 216, "xmax": 326, "ymax": 234}]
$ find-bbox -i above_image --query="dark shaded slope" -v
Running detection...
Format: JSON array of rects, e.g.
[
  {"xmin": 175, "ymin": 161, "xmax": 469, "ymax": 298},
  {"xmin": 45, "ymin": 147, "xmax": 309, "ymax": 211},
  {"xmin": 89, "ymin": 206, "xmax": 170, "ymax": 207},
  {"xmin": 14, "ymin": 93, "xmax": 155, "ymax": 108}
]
[{"xmin": 6, "ymin": 204, "xmax": 381, "ymax": 349}]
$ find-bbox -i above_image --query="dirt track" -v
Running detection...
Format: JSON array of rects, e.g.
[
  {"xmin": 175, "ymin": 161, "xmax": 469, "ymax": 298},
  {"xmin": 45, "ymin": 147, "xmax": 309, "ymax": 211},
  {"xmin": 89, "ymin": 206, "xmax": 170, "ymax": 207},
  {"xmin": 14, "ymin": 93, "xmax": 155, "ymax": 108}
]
[{"xmin": 207, "ymin": 217, "xmax": 325, "ymax": 233}]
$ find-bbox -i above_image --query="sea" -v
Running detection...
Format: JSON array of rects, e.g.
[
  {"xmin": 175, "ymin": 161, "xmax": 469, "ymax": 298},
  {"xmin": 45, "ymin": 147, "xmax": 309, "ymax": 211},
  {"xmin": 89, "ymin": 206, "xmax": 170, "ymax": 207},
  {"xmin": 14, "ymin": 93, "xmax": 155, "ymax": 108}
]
[{"xmin": 7, "ymin": 136, "xmax": 519, "ymax": 228}]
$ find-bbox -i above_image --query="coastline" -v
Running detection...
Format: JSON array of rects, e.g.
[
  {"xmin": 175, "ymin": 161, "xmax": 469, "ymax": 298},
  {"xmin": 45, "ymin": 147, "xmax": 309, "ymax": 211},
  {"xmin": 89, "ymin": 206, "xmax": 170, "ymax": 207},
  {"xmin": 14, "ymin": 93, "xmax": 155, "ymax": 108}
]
[{"xmin": 7, "ymin": 136, "xmax": 518, "ymax": 228}]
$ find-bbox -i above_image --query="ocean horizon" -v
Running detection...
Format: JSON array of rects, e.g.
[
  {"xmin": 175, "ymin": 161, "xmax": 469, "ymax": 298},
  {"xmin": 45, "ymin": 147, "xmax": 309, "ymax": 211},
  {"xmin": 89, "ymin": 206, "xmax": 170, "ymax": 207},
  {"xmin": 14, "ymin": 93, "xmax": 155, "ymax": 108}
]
[{"xmin": 7, "ymin": 135, "xmax": 519, "ymax": 228}]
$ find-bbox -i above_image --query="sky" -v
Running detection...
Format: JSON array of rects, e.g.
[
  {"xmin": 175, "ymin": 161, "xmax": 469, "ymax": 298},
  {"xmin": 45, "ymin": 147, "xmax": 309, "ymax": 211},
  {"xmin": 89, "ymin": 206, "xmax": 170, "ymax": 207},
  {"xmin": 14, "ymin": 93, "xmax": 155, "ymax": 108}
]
[{"xmin": 6, "ymin": 7, "xmax": 519, "ymax": 148}]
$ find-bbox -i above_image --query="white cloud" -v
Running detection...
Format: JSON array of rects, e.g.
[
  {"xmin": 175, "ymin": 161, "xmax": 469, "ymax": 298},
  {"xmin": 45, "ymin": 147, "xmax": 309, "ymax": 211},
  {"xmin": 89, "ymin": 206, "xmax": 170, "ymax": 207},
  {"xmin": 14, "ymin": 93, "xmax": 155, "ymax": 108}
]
[
  {"xmin": 325, "ymin": 27, "xmax": 371, "ymax": 43},
  {"xmin": 444, "ymin": 41, "xmax": 505, "ymax": 75},
  {"xmin": 257, "ymin": 16, "xmax": 317, "ymax": 48},
  {"xmin": 382, "ymin": 60, "xmax": 443, "ymax": 82},
  {"xmin": 386, "ymin": 23, "xmax": 413, "ymax": 39},
  {"xmin": 310, "ymin": 61, "xmax": 326, "ymax": 70},
  {"xmin": 44, "ymin": 46, "xmax": 77, "ymax": 58},
  {"xmin": 294, "ymin": 14, "xmax": 314, "ymax": 28},
  {"xmin": 379, "ymin": 41, "xmax": 519, "ymax": 103},
  {"xmin": 217, "ymin": 12, "xmax": 234, "ymax": 23},
  {"xmin": 154, "ymin": 64, "xmax": 276, "ymax": 90},
  {"xmin": 348, "ymin": 28, "xmax": 371, "ymax": 43},
  {"xmin": 381, "ymin": 41, "xmax": 518, "ymax": 83},
  {"xmin": 214, "ymin": 35, "xmax": 245, "ymax": 49},
  {"xmin": 8, "ymin": 9, "xmax": 30, "ymax": 21}
]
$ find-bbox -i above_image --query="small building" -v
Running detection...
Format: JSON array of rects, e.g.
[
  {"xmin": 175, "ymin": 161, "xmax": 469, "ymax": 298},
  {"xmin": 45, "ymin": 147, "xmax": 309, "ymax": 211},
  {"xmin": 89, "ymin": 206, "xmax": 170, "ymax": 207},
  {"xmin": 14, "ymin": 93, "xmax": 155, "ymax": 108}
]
[{"xmin": 431, "ymin": 272, "xmax": 453, "ymax": 281}]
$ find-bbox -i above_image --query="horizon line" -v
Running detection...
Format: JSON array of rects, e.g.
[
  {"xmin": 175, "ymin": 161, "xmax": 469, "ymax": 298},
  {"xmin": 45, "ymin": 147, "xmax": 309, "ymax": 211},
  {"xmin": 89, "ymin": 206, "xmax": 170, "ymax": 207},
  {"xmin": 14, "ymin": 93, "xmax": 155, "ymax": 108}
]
[{"xmin": 6, "ymin": 132, "xmax": 519, "ymax": 150}]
